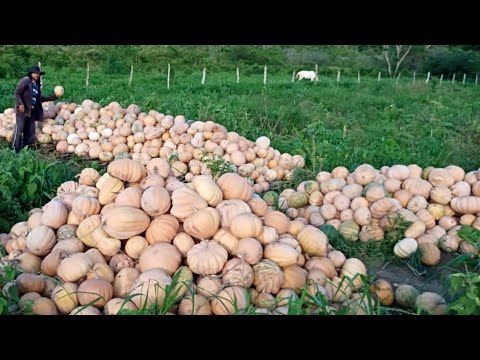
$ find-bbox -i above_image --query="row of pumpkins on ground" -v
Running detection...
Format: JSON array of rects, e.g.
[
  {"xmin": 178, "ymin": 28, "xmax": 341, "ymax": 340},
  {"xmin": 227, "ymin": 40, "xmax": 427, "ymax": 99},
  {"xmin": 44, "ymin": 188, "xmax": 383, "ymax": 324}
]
[
  {"xmin": 0, "ymin": 157, "xmax": 461, "ymax": 315},
  {"xmin": 0, "ymin": 101, "xmax": 306, "ymax": 193}
]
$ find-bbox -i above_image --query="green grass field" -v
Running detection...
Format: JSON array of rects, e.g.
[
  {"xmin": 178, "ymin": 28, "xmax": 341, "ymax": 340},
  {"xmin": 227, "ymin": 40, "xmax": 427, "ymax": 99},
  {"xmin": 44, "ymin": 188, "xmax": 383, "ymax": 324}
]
[{"xmin": 1, "ymin": 68, "xmax": 479, "ymax": 173}]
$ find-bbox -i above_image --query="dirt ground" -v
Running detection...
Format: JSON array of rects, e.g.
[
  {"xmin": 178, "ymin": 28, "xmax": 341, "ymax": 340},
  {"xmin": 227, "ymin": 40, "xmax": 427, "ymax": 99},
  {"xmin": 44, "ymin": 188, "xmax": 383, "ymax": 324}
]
[{"xmin": 366, "ymin": 253, "xmax": 458, "ymax": 297}]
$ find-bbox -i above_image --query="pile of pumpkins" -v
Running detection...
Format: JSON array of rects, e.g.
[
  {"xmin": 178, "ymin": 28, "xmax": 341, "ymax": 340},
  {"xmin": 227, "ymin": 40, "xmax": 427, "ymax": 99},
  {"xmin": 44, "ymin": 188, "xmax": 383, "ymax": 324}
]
[
  {"xmin": 0, "ymin": 158, "xmax": 375, "ymax": 315},
  {"xmin": 260, "ymin": 163, "xmax": 480, "ymax": 266},
  {"xmin": 0, "ymin": 101, "xmax": 306, "ymax": 193}
]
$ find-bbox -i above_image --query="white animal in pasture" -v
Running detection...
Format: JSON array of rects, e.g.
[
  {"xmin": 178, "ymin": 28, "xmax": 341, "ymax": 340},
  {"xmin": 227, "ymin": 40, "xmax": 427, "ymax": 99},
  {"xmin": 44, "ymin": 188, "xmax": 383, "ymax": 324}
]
[{"xmin": 296, "ymin": 70, "xmax": 318, "ymax": 81}]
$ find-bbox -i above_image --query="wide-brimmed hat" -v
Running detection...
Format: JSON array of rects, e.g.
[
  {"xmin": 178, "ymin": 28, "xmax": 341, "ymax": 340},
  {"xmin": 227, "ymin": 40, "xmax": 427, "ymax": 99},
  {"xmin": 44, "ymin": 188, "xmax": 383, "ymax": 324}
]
[{"xmin": 27, "ymin": 65, "xmax": 45, "ymax": 75}]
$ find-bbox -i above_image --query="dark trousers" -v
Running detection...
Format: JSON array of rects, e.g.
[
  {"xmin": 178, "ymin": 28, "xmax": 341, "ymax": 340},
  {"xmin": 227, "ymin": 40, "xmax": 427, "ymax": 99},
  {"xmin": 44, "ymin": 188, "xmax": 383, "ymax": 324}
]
[{"xmin": 13, "ymin": 113, "xmax": 36, "ymax": 153}]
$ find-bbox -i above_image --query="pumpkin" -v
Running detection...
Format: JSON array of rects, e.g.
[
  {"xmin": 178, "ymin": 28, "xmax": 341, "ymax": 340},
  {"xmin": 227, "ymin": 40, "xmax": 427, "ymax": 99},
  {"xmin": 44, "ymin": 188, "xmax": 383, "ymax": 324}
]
[
  {"xmin": 247, "ymin": 197, "xmax": 268, "ymax": 217},
  {"xmin": 359, "ymin": 225, "xmax": 384, "ymax": 242},
  {"xmin": 129, "ymin": 269, "xmax": 172, "ymax": 310},
  {"xmin": 192, "ymin": 175, "xmax": 223, "ymax": 207},
  {"xmin": 145, "ymin": 214, "xmax": 179, "ymax": 244},
  {"xmin": 69, "ymin": 306, "xmax": 102, "ymax": 315},
  {"xmin": 211, "ymin": 286, "xmax": 248, "ymax": 315},
  {"xmin": 57, "ymin": 253, "xmax": 92, "ymax": 282},
  {"xmin": 287, "ymin": 192, "xmax": 309, "ymax": 209},
  {"xmin": 187, "ymin": 240, "xmax": 228, "ymax": 275},
  {"xmin": 263, "ymin": 211, "xmax": 290, "ymax": 235},
  {"xmin": 196, "ymin": 276, "xmax": 223, "ymax": 299},
  {"xmin": 178, "ymin": 294, "xmax": 212, "ymax": 315},
  {"xmin": 12, "ymin": 252, "xmax": 42, "ymax": 273},
  {"xmin": 140, "ymin": 185, "xmax": 170, "ymax": 217},
  {"xmin": 230, "ymin": 213, "xmax": 263, "ymax": 239},
  {"xmin": 183, "ymin": 207, "xmax": 220, "ymax": 240},
  {"xmin": 253, "ymin": 259, "xmax": 284, "ymax": 294},
  {"xmin": 15, "ymin": 273, "xmax": 46, "ymax": 295},
  {"xmin": 98, "ymin": 176, "xmax": 124, "ymax": 205},
  {"xmin": 416, "ymin": 209, "xmax": 436, "ymax": 229},
  {"xmin": 212, "ymin": 228, "xmax": 238, "ymax": 255},
  {"xmin": 450, "ymin": 196, "xmax": 480, "ymax": 215},
  {"xmin": 415, "ymin": 292, "xmax": 446, "ymax": 314},
  {"xmin": 328, "ymin": 250, "xmax": 347, "ymax": 268},
  {"xmin": 352, "ymin": 164, "xmax": 377, "ymax": 185},
  {"xmin": 217, "ymin": 173, "xmax": 253, "ymax": 202},
  {"xmin": 104, "ymin": 298, "xmax": 137, "ymax": 315},
  {"xmin": 146, "ymin": 158, "xmax": 171, "ymax": 178},
  {"xmin": 386, "ymin": 165, "xmax": 410, "ymax": 180},
  {"xmin": 107, "ymin": 158, "xmax": 146, "ymax": 183},
  {"xmin": 170, "ymin": 187, "xmax": 208, "ymax": 221},
  {"xmin": 332, "ymin": 166, "xmax": 349, "ymax": 179},
  {"xmin": 405, "ymin": 221, "xmax": 426, "ymax": 239},
  {"xmin": 338, "ymin": 220, "xmax": 360, "ymax": 241},
  {"xmin": 26, "ymin": 225, "xmax": 56, "ymax": 256},
  {"xmin": 115, "ymin": 187, "xmax": 142, "ymax": 208},
  {"xmin": 320, "ymin": 178, "xmax": 346, "ymax": 193},
  {"xmin": 427, "ymin": 203, "xmax": 446, "ymax": 220},
  {"xmin": 77, "ymin": 168, "xmax": 100, "ymax": 186},
  {"xmin": 340, "ymin": 258, "xmax": 367, "ymax": 289},
  {"xmin": 309, "ymin": 191, "xmax": 324, "ymax": 206},
  {"xmin": 451, "ymin": 181, "xmax": 471, "ymax": 197},
  {"xmin": 383, "ymin": 178, "xmax": 401, "ymax": 193},
  {"xmin": 263, "ymin": 242, "xmax": 299, "ymax": 267},
  {"xmin": 428, "ymin": 168, "xmax": 455, "ymax": 187},
  {"xmin": 51, "ymin": 283, "xmax": 79, "ymax": 314},
  {"xmin": 113, "ymin": 268, "xmax": 140, "ymax": 298},
  {"xmin": 41, "ymin": 250, "xmax": 69, "ymax": 276},
  {"xmin": 369, "ymin": 279, "xmax": 394, "ymax": 306},
  {"xmin": 282, "ymin": 265, "xmax": 307, "ymax": 294},
  {"xmin": 72, "ymin": 196, "xmax": 101, "ymax": 221},
  {"xmin": 138, "ymin": 242, "xmax": 182, "ymax": 275},
  {"xmin": 430, "ymin": 186, "xmax": 452, "ymax": 205},
  {"xmin": 305, "ymin": 257, "xmax": 337, "ymax": 279},
  {"xmin": 393, "ymin": 237, "xmax": 418, "ymax": 259},
  {"xmin": 102, "ymin": 206, "xmax": 151, "ymax": 240},
  {"xmin": 394, "ymin": 284, "xmax": 420, "ymax": 309},
  {"xmin": 407, "ymin": 196, "xmax": 428, "ymax": 213},
  {"xmin": 233, "ymin": 237, "xmax": 263, "ymax": 265},
  {"xmin": 418, "ymin": 243, "xmax": 441, "ymax": 266},
  {"xmin": 296, "ymin": 225, "xmax": 328, "ymax": 256},
  {"xmin": 32, "ymin": 297, "xmax": 58, "ymax": 315},
  {"xmin": 221, "ymin": 258, "xmax": 254, "ymax": 288},
  {"xmin": 41, "ymin": 200, "xmax": 68, "ymax": 229},
  {"xmin": 254, "ymin": 293, "xmax": 276, "ymax": 310}
]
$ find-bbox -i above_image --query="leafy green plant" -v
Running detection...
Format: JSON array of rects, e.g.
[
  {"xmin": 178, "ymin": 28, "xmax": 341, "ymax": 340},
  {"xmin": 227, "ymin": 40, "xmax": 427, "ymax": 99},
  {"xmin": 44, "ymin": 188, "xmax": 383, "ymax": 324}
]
[{"xmin": 201, "ymin": 153, "xmax": 236, "ymax": 180}]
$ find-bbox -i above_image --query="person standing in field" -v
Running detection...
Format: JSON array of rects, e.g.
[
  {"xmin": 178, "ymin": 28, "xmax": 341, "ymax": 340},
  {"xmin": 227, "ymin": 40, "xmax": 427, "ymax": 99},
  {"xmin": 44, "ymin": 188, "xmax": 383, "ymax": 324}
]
[{"xmin": 13, "ymin": 65, "xmax": 61, "ymax": 153}]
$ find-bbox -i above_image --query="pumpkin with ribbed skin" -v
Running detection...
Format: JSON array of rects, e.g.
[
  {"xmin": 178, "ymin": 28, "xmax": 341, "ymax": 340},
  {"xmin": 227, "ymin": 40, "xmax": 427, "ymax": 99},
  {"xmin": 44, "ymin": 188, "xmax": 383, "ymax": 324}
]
[
  {"xmin": 15, "ymin": 273, "xmax": 46, "ymax": 295},
  {"xmin": 41, "ymin": 200, "xmax": 67, "ymax": 230},
  {"xmin": 211, "ymin": 286, "xmax": 248, "ymax": 315},
  {"xmin": 107, "ymin": 158, "xmax": 146, "ymax": 183},
  {"xmin": 263, "ymin": 211, "xmax": 290, "ymax": 235},
  {"xmin": 98, "ymin": 177, "xmax": 124, "ymax": 205},
  {"xmin": 393, "ymin": 237, "xmax": 418, "ymax": 258},
  {"xmin": 419, "ymin": 243, "xmax": 441, "ymax": 266},
  {"xmin": 263, "ymin": 242, "xmax": 299, "ymax": 267},
  {"xmin": 230, "ymin": 213, "xmax": 263, "ymax": 239},
  {"xmin": 405, "ymin": 221, "xmax": 426, "ymax": 239},
  {"xmin": 77, "ymin": 279, "xmax": 113, "ymax": 309},
  {"xmin": 129, "ymin": 269, "xmax": 172, "ymax": 309},
  {"xmin": 338, "ymin": 220, "xmax": 360, "ymax": 241},
  {"xmin": 450, "ymin": 196, "xmax": 480, "ymax": 215},
  {"xmin": 217, "ymin": 173, "xmax": 253, "ymax": 201},
  {"xmin": 139, "ymin": 243, "xmax": 182, "ymax": 275},
  {"xmin": 340, "ymin": 258, "xmax": 367, "ymax": 289},
  {"xmin": 428, "ymin": 168, "xmax": 455, "ymax": 187},
  {"xmin": 178, "ymin": 294, "xmax": 212, "ymax": 315},
  {"xmin": 352, "ymin": 164, "xmax": 377, "ymax": 185},
  {"xmin": 287, "ymin": 192, "xmax": 309, "ymax": 209},
  {"xmin": 72, "ymin": 196, "xmax": 101, "ymax": 221},
  {"xmin": 140, "ymin": 185, "xmax": 171, "ymax": 217},
  {"xmin": 183, "ymin": 207, "xmax": 220, "ymax": 240},
  {"xmin": 247, "ymin": 197, "xmax": 268, "ymax": 217},
  {"xmin": 192, "ymin": 175, "xmax": 223, "ymax": 207},
  {"xmin": 253, "ymin": 259, "xmax": 284, "ymax": 294},
  {"xmin": 145, "ymin": 214, "xmax": 179, "ymax": 244},
  {"xmin": 51, "ymin": 283, "xmax": 78, "ymax": 314},
  {"xmin": 297, "ymin": 225, "xmax": 329, "ymax": 256},
  {"xmin": 102, "ymin": 206, "xmax": 151, "ymax": 240},
  {"xmin": 221, "ymin": 258, "xmax": 254, "ymax": 288},
  {"xmin": 282, "ymin": 265, "xmax": 307, "ymax": 294},
  {"xmin": 26, "ymin": 225, "xmax": 56, "ymax": 256},
  {"xmin": 170, "ymin": 187, "xmax": 208, "ymax": 221},
  {"xmin": 187, "ymin": 240, "xmax": 228, "ymax": 275}
]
